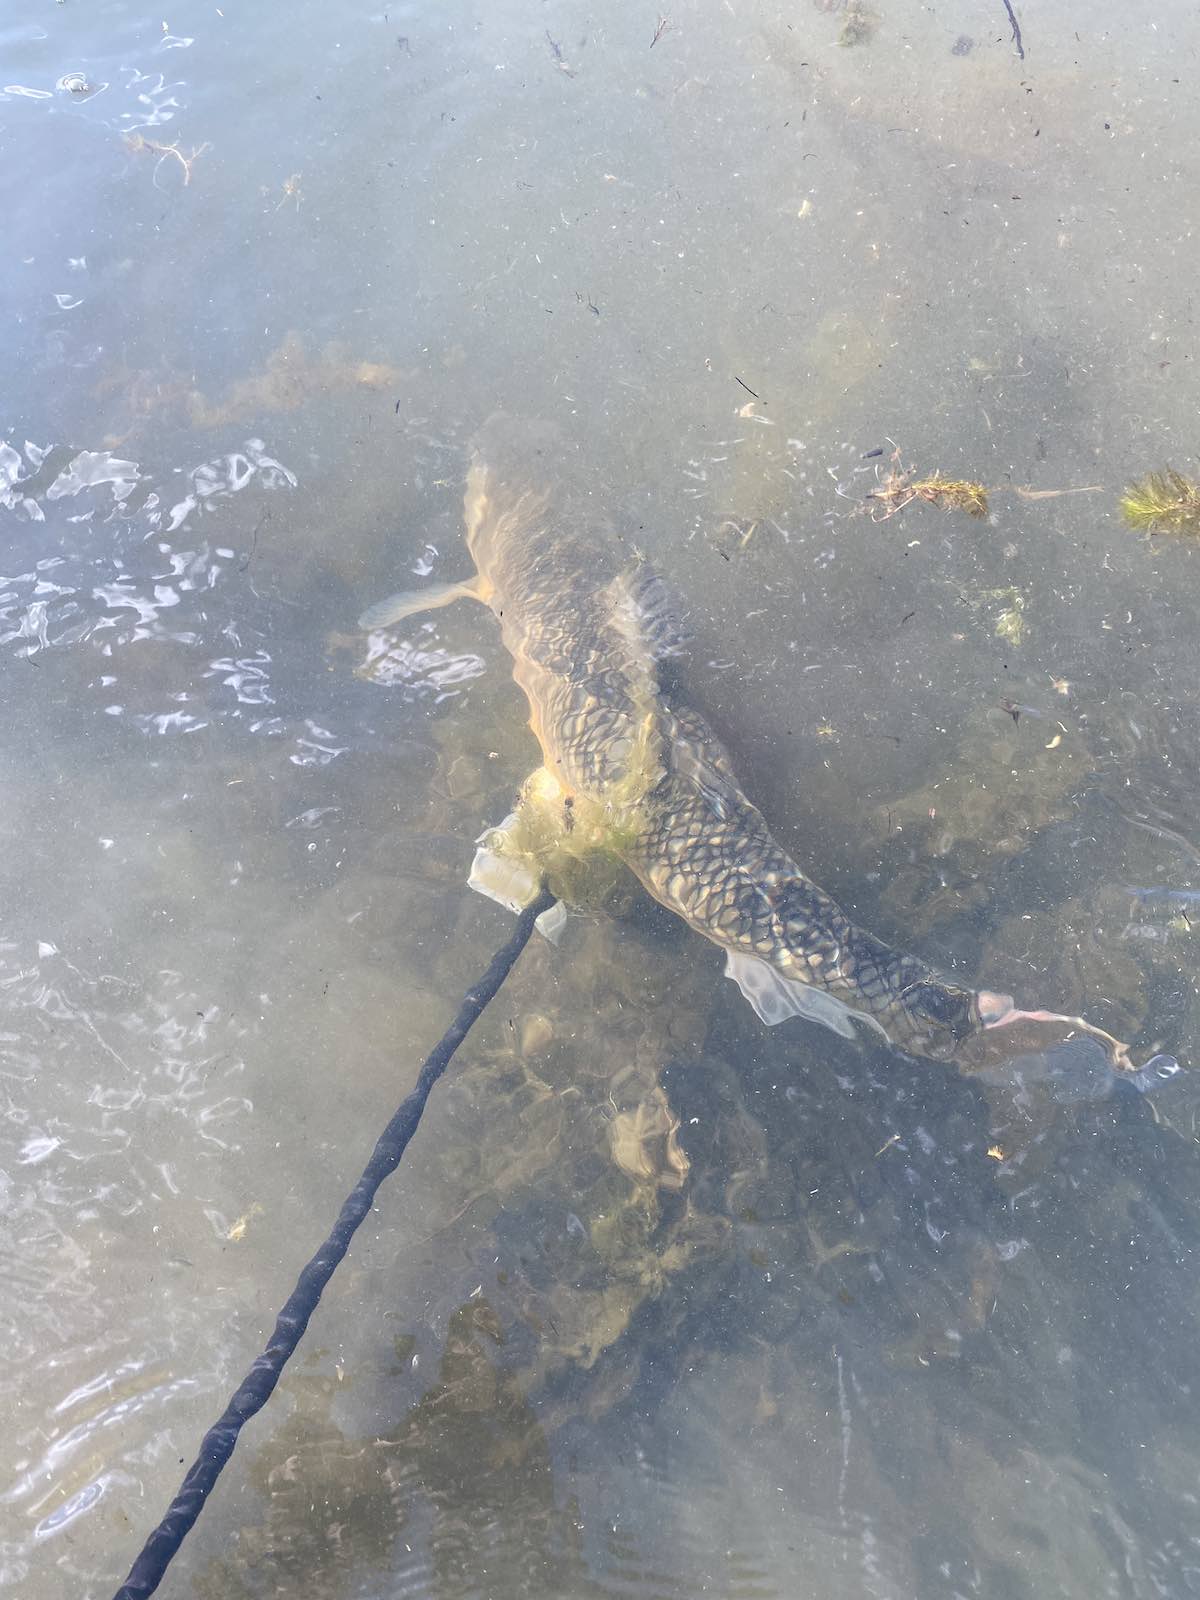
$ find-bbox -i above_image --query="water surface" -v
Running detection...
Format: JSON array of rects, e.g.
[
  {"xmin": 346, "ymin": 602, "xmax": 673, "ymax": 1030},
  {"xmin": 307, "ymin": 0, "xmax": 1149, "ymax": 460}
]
[{"xmin": 3, "ymin": 1, "xmax": 1200, "ymax": 1595}]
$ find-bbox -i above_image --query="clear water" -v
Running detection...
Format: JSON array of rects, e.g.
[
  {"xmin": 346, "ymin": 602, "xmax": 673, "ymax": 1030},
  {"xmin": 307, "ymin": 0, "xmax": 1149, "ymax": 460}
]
[{"xmin": 4, "ymin": 1, "xmax": 1200, "ymax": 1595}]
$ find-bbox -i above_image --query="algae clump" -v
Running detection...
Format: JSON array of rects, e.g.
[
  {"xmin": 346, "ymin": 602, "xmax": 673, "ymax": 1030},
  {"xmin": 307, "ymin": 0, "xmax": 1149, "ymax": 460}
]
[
  {"xmin": 1119, "ymin": 467, "xmax": 1200, "ymax": 535},
  {"xmin": 482, "ymin": 712, "xmax": 663, "ymax": 910},
  {"xmin": 869, "ymin": 461, "xmax": 989, "ymax": 521},
  {"xmin": 838, "ymin": 0, "xmax": 877, "ymax": 46}
]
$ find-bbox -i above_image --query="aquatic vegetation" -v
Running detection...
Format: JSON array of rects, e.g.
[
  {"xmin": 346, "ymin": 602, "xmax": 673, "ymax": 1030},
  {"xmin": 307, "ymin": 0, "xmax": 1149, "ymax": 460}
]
[
  {"xmin": 607, "ymin": 1082, "xmax": 690, "ymax": 1189},
  {"xmin": 92, "ymin": 334, "xmax": 404, "ymax": 446},
  {"xmin": 483, "ymin": 714, "xmax": 663, "ymax": 909},
  {"xmin": 189, "ymin": 332, "xmax": 402, "ymax": 427},
  {"xmin": 865, "ymin": 450, "xmax": 1096, "ymax": 524},
  {"xmin": 225, "ymin": 1202, "xmax": 263, "ymax": 1242},
  {"xmin": 868, "ymin": 460, "xmax": 989, "ymax": 521},
  {"xmin": 123, "ymin": 131, "xmax": 210, "ymax": 188},
  {"xmin": 922, "ymin": 477, "xmax": 990, "ymax": 517},
  {"xmin": 991, "ymin": 588, "xmax": 1026, "ymax": 647},
  {"xmin": 273, "ymin": 171, "xmax": 303, "ymax": 212},
  {"xmin": 838, "ymin": 0, "xmax": 877, "ymax": 46},
  {"xmin": 1119, "ymin": 467, "xmax": 1200, "ymax": 535},
  {"xmin": 404, "ymin": 909, "xmax": 725, "ymax": 1386}
]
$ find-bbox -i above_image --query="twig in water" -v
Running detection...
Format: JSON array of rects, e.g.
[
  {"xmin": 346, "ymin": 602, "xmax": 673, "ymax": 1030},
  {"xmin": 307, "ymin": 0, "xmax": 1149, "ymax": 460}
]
[
  {"xmin": 124, "ymin": 132, "xmax": 211, "ymax": 188},
  {"xmin": 734, "ymin": 375, "xmax": 760, "ymax": 400},
  {"xmin": 274, "ymin": 173, "xmax": 302, "ymax": 212},
  {"xmin": 651, "ymin": 14, "xmax": 670, "ymax": 47},
  {"xmin": 1014, "ymin": 485, "xmax": 1102, "ymax": 501},
  {"xmin": 239, "ymin": 509, "xmax": 268, "ymax": 573}
]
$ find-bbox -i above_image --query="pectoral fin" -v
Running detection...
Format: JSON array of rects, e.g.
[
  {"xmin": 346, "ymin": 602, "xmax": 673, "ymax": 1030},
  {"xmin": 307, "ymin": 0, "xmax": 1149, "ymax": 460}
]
[
  {"xmin": 358, "ymin": 575, "xmax": 488, "ymax": 631},
  {"xmin": 724, "ymin": 949, "xmax": 889, "ymax": 1042},
  {"xmin": 469, "ymin": 811, "xmax": 537, "ymax": 914},
  {"xmin": 468, "ymin": 808, "xmax": 568, "ymax": 944}
]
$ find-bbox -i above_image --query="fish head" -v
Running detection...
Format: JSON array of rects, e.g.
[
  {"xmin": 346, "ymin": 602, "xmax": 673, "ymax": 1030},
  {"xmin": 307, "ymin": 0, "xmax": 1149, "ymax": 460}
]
[
  {"xmin": 964, "ymin": 992, "xmax": 1135, "ymax": 1073},
  {"xmin": 881, "ymin": 976, "xmax": 983, "ymax": 1061},
  {"xmin": 889, "ymin": 979, "xmax": 1182, "ymax": 1103},
  {"xmin": 950, "ymin": 991, "xmax": 1181, "ymax": 1099},
  {"xmin": 880, "ymin": 978, "xmax": 1151, "ymax": 1079}
]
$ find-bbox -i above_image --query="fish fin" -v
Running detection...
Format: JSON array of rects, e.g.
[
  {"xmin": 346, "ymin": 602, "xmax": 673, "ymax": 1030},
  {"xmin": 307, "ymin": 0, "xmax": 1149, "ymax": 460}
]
[
  {"xmin": 665, "ymin": 705, "xmax": 743, "ymax": 823},
  {"xmin": 607, "ymin": 564, "xmax": 690, "ymax": 665},
  {"xmin": 724, "ymin": 949, "xmax": 872, "ymax": 1039},
  {"xmin": 468, "ymin": 812, "xmax": 537, "ymax": 915},
  {"xmin": 535, "ymin": 902, "xmax": 569, "ymax": 944},
  {"xmin": 467, "ymin": 810, "xmax": 566, "ymax": 944},
  {"xmin": 358, "ymin": 575, "xmax": 488, "ymax": 631}
]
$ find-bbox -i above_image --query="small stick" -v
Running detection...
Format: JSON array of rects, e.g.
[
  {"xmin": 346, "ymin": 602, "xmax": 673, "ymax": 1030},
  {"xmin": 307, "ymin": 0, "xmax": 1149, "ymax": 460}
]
[
  {"xmin": 734, "ymin": 375, "xmax": 760, "ymax": 400},
  {"xmin": 651, "ymin": 14, "xmax": 670, "ymax": 47},
  {"xmin": 1013, "ymin": 485, "xmax": 1102, "ymax": 500},
  {"xmin": 124, "ymin": 132, "xmax": 210, "ymax": 188}
]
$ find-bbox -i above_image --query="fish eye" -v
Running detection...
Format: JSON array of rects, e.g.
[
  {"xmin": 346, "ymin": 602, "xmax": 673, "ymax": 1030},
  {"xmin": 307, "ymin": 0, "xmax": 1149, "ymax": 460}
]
[{"xmin": 905, "ymin": 982, "xmax": 971, "ymax": 1034}]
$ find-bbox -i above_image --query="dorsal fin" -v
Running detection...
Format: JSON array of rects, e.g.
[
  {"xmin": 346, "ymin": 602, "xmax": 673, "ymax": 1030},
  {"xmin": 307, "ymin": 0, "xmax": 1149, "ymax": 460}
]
[
  {"xmin": 661, "ymin": 704, "xmax": 743, "ymax": 823},
  {"xmin": 605, "ymin": 562, "xmax": 690, "ymax": 666}
]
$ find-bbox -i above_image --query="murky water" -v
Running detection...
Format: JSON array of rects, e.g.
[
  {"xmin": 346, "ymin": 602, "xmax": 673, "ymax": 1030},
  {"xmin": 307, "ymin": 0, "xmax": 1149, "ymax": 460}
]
[{"xmin": 4, "ymin": 0, "xmax": 1200, "ymax": 1595}]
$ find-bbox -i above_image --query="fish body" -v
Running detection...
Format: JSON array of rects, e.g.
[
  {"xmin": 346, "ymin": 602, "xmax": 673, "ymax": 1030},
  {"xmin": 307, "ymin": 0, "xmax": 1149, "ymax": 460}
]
[{"xmin": 363, "ymin": 417, "xmax": 1163, "ymax": 1079}]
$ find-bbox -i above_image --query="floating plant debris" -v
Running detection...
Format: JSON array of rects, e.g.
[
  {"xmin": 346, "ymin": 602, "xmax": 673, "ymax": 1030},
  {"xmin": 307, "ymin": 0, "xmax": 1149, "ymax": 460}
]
[
  {"xmin": 1119, "ymin": 468, "xmax": 1200, "ymax": 536},
  {"xmin": 868, "ymin": 457, "xmax": 989, "ymax": 521},
  {"xmin": 838, "ymin": 0, "xmax": 877, "ymax": 45}
]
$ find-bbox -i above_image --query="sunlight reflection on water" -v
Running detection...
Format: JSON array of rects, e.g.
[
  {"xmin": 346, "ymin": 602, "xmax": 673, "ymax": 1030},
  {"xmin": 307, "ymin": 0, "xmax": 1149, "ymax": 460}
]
[{"xmin": 4, "ymin": 0, "xmax": 1200, "ymax": 1594}]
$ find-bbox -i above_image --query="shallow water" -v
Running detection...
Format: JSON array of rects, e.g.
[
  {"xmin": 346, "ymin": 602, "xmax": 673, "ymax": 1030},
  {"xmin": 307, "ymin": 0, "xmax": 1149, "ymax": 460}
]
[{"xmin": 4, "ymin": 0, "xmax": 1200, "ymax": 1595}]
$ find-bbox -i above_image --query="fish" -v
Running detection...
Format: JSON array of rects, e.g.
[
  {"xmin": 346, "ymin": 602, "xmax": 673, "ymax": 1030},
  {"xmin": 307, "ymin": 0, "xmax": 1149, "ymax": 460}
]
[{"xmin": 361, "ymin": 416, "xmax": 1174, "ymax": 1083}]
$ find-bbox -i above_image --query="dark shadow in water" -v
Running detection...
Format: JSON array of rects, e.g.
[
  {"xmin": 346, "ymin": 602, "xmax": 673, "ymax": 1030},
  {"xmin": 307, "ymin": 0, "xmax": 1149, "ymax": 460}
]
[
  {"xmin": 195, "ymin": 1296, "xmax": 605, "ymax": 1600},
  {"xmin": 193, "ymin": 966, "xmax": 1200, "ymax": 1600}
]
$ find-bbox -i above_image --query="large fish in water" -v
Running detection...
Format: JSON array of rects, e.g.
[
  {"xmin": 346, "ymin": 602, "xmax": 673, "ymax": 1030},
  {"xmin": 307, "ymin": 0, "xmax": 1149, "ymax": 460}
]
[{"xmin": 361, "ymin": 417, "xmax": 1175, "ymax": 1089}]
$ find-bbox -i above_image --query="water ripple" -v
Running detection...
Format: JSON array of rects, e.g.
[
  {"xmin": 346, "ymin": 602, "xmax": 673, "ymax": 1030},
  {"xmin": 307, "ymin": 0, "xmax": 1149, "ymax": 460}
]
[
  {"xmin": 359, "ymin": 623, "xmax": 487, "ymax": 701},
  {"xmin": 0, "ymin": 436, "xmax": 297, "ymax": 731}
]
